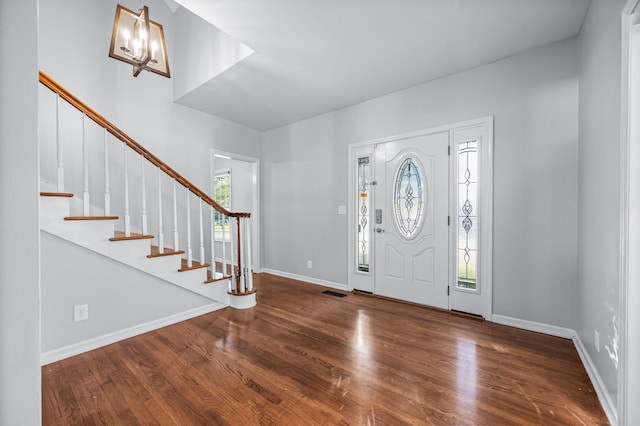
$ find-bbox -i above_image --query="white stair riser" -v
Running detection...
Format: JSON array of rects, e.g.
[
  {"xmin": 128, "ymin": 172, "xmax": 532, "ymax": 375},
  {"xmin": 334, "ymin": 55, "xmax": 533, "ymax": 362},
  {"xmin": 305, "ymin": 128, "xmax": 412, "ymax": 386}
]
[
  {"xmin": 146, "ymin": 254, "xmax": 182, "ymax": 273},
  {"xmin": 44, "ymin": 220, "xmax": 115, "ymax": 247},
  {"xmin": 40, "ymin": 197, "xmax": 70, "ymax": 228}
]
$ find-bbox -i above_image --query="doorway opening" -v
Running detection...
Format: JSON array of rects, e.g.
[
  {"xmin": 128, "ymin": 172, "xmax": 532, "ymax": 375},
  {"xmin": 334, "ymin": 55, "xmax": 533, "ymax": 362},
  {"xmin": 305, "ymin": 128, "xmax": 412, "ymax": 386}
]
[{"xmin": 210, "ymin": 150, "xmax": 261, "ymax": 273}]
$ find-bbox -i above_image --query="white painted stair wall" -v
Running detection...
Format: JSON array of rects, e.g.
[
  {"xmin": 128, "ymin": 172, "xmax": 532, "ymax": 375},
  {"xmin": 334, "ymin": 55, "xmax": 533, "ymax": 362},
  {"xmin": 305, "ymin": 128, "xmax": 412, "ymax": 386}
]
[{"xmin": 40, "ymin": 194, "xmax": 231, "ymax": 305}]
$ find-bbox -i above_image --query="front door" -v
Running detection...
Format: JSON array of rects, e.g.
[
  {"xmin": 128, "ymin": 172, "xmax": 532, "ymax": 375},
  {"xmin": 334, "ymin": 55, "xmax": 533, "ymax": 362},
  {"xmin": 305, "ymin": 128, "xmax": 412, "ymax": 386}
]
[{"xmin": 374, "ymin": 132, "xmax": 450, "ymax": 308}]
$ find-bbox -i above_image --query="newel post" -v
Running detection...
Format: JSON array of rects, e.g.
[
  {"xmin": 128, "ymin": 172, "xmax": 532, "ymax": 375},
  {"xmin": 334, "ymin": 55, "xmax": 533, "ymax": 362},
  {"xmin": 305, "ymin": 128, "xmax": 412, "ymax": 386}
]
[{"xmin": 228, "ymin": 214, "xmax": 256, "ymax": 309}]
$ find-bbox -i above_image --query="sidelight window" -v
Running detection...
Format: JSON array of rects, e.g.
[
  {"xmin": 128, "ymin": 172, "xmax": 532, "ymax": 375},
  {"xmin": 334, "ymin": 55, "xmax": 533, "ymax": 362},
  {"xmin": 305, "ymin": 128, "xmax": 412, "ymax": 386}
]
[
  {"xmin": 457, "ymin": 140, "xmax": 478, "ymax": 290},
  {"xmin": 357, "ymin": 156, "xmax": 371, "ymax": 272}
]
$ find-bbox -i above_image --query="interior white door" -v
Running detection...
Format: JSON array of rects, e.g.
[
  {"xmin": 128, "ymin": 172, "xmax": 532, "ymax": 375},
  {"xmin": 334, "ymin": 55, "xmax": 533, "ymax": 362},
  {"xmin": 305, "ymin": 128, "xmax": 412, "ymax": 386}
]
[{"xmin": 374, "ymin": 132, "xmax": 449, "ymax": 308}]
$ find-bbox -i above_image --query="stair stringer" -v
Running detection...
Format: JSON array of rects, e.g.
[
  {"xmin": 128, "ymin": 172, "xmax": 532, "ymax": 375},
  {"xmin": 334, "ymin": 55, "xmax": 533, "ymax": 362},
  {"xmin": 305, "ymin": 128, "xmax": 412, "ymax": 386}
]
[{"xmin": 40, "ymin": 195, "xmax": 230, "ymax": 305}]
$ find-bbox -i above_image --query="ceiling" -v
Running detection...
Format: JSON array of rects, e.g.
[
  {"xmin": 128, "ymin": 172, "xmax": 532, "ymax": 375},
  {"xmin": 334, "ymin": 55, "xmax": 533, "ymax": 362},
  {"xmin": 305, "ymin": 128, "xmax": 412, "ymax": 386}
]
[{"xmin": 171, "ymin": 0, "xmax": 590, "ymax": 131}]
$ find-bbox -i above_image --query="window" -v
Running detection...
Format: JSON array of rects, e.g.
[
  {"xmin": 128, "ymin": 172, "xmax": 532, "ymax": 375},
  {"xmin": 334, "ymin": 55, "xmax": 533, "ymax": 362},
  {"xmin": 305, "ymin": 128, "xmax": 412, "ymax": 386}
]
[
  {"xmin": 357, "ymin": 156, "xmax": 371, "ymax": 272},
  {"xmin": 214, "ymin": 170, "xmax": 231, "ymax": 241},
  {"xmin": 393, "ymin": 157, "xmax": 425, "ymax": 239},
  {"xmin": 457, "ymin": 140, "xmax": 478, "ymax": 290}
]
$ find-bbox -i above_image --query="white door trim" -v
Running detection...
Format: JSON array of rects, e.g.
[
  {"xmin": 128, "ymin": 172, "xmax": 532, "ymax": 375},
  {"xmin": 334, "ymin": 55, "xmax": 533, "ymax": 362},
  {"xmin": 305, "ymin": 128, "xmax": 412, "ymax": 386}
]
[
  {"xmin": 619, "ymin": 1, "xmax": 640, "ymax": 424},
  {"xmin": 347, "ymin": 116, "xmax": 493, "ymax": 319},
  {"xmin": 210, "ymin": 149, "xmax": 261, "ymax": 273}
]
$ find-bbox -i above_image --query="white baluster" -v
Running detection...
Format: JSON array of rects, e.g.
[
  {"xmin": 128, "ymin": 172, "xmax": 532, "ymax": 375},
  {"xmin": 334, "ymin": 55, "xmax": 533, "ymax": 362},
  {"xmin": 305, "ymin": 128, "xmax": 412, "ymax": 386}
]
[
  {"xmin": 199, "ymin": 199, "xmax": 205, "ymax": 266},
  {"xmin": 210, "ymin": 206, "xmax": 216, "ymax": 278},
  {"xmin": 222, "ymin": 212, "xmax": 228, "ymax": 283},
  {"xmin": 140, "ymin": 156, "xmax": 148, "ymax": 235},
  {"xmin": 103, "ymin": 129, "xmax": 111, "ymax": 215},
  {"xmin": 229, "ymin": 216, "xmax": 235, "ymax": 291},
  {"xmin": 210, "ymin": 153, "xmax": 215, "ymax": 277},
  {"xmin": 123, "ymin": 144, "xmax": 131, "ymax": 236},
  {"xmin": 238, "ymin": 218, "xmax": 245, "ymax": 293},
  {"xmin": 82, "ymin": 114, "xmax": 90, "ymax": 216},
  {"xmin": 186, "ymin": 188, "xmax": 193, "ymax": 267},
  {"xmin": 157, "ymin": 169, "xmax": 164, "ymax": 254},
  {"xmin": 55, "ymin": 94, "xmax": 64, "ymax": 193},
  {"xmin": 245, "ymin": 217, "xmax": 253, "ymax": 292},
  {"xmin": 173, "ymin": 179, "xmax": 179, "ymax": 251}
]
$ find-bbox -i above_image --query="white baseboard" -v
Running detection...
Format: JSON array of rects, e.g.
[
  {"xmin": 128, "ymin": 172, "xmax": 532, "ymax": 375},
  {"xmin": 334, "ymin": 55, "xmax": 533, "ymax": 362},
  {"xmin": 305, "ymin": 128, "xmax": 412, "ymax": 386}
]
[
  {"xmin": 491, "ymin": 314, "xmax": 576, "ymax": 339},
  {"xmin": 573, "ymin": 334, "xmax": 618, "ymax": 426},
  {"xmin": 261, "ymin": 269, "xmax": 349, "ymax": 292},
  {"xmin": 492, "ymin": 314, "xmax": 617, "ymax": 425},
  {"xmin": 41, "ymin": 302, "xmax": 226, "ymax": 365}
]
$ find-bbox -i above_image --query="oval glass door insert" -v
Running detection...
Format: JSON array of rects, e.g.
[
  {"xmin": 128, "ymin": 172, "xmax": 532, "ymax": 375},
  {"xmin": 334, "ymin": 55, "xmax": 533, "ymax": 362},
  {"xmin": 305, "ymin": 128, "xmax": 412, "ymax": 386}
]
[{"xmin": 393, "ymin": 157, "xmax": 425, "ymax": 238}]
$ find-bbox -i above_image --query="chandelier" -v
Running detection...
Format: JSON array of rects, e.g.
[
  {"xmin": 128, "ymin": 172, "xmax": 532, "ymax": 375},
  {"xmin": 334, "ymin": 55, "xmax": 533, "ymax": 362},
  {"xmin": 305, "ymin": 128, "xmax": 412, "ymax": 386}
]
[{"xmin": 108, "ymin": 4, "xmax": 171, "ymax": 78}]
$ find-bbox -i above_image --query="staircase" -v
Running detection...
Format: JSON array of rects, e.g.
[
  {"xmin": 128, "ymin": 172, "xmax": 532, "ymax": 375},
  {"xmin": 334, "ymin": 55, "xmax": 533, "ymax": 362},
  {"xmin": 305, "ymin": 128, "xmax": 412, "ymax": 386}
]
[{"xmin": 39, "ymin": 71, "xmax": 256, "ymax": 310}]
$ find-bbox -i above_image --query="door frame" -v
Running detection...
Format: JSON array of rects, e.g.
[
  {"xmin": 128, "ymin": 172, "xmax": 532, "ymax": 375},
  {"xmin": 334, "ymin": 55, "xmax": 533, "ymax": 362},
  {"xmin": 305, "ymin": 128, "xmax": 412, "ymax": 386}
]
[
  {"xmin": 619, "ymin": 1, "xmax": 640, "ymax": 423},
  {"xmin": 347, "ymin": 116, "xmax": 493, "ymax": 319},
  {"xmin": 210, "ymin": 149, "xmax": 261, "ymax": 273}
]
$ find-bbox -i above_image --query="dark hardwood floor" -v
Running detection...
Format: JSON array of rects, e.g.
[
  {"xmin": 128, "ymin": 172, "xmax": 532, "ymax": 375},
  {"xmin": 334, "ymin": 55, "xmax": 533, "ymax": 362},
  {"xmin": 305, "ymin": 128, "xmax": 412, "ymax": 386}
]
[{"xmin": 42, "ymin": 273, "xmax": 608, "ymax": 425}]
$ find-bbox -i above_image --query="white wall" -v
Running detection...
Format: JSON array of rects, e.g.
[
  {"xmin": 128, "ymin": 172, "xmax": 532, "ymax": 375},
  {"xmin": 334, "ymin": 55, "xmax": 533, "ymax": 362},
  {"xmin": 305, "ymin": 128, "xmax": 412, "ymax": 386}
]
[
  {"xmin": 577, "ymin": 0, "xmax": 626, "ymax": 418},
  {"xmin": 263, "ymin": 38, "xmax": 579, "ymax": 328},
  {"xmin": 0, "ymin": 0, "xmax": 41, "ymax": 424},
  {"xmin": 40, "ymin": 232, "xmax": 214, "ymax": 354},
  {"xmin": 173, "ymin": 6, "xmax": 253, "ymax": 102},
  {"xmin": 230, "ymin": 159, "xmax": 254, "ymax": 213}
]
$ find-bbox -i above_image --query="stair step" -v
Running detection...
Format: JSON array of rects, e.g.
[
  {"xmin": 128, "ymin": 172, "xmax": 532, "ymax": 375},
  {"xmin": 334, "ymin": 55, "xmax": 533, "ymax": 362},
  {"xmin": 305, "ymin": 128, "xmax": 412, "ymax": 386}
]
[
  {"xmin": 205, "ymin": 277, "xmax": 229, "ymax": 284},
  {"xmin": 65, "ymin": 216, "xmax": 119, "ymax": 220},
  {"xmin": 205, "ymin": 270, "xmax": 231, "ymax": 284},
  {"xmin": 109, "ymin": 231, "xmax": 154, "ymax": 241},
  {"xmin": 148, "ymin": 245, "xmax": 185, "ymax": 258},
  {"xmin": 178, "ymin": 259, "xmax": 210, "ymax": 272},
  {"xmin": 40, "ymin": 192, "xmax": 74, "ymax": 197}
]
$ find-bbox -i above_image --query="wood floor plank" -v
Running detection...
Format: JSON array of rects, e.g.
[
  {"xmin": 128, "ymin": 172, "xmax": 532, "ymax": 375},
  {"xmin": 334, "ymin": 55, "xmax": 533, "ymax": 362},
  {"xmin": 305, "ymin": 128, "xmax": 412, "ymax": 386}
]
[
  {"xmin": 41, "ymin": 362, "xmax": 71, "ymax": 424},
  {"xmin": 41, "ymin": 362, "xmax": 85, "ymax": 425},
  {"xmin": 42, "ymin": 273, "xmax": 609, "ymax": 425},
  {"xmin": 82, "ymin": 342, "xmax": 163, "ymax": 425},
  {"xmin": 59, "ymin": 355, "xmax": 119, "ymax": 425}
]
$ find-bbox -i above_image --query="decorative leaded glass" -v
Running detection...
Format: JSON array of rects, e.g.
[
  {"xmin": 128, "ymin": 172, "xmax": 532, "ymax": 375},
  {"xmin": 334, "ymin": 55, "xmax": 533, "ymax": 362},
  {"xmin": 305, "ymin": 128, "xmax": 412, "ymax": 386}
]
[
  {"xmin": 457, "ymin": 140, "xmax": 478, "ymax": 290},
  {"xmin": 393, "ymin": 157, "xmax": 425, "ymax": 238},
  {"xmin": 214, "ymin": 172, "xmax": 231, "ymax": 241},
  {"xmin": 357, "ymin": 156, "xmax": 370, "ymax": 272}
]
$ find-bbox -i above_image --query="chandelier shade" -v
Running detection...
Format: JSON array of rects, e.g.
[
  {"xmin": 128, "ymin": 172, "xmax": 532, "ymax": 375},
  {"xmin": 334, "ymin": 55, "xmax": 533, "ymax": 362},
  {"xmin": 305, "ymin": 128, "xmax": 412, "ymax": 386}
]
[{"xmin": 108, "ymin": 4, "xmax": 170, "ymax": 78}]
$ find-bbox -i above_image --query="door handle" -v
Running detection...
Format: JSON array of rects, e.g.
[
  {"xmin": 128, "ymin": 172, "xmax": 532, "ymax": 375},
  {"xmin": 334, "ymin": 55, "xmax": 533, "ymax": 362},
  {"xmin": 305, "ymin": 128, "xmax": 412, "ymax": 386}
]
[{"xmin": 375, "ymin": 228, "xmax": 385, "ymax": 233}]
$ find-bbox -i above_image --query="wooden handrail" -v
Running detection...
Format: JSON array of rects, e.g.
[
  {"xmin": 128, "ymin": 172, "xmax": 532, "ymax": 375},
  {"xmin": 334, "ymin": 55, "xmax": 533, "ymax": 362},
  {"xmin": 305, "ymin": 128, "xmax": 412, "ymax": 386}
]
[{"xmin": 38, "ymin": 70, "xmax": 250, "ymax": 219}]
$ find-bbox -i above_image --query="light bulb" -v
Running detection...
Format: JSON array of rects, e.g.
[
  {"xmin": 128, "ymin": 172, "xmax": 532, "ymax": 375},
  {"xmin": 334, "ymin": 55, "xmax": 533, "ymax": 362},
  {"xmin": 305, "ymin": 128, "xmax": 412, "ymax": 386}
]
[
  {"xmin": 151, "ymin": 41, "xmax": 158, "ymax": 60},
  {"xmin": 122, "ymin": 28, "xmax": 130, "ymax": 49},
  {"xmin": 133, "ymin": 39, "xmax": 140, "ymax": 59}
]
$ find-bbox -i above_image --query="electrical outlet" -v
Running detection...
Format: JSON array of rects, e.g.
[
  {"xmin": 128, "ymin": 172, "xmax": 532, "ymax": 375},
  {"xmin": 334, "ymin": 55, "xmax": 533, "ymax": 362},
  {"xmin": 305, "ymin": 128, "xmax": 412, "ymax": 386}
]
[
  {"xmin": 74, "ymin": 304, "xmax": 89, "ymax": 322},
  {"xmin": 595, "ymin": 330, "xmax": 600, "ymax": 352},
  {"xmin": 307, "ymin": 260, "xmax": 313, "ymax": 269}
]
